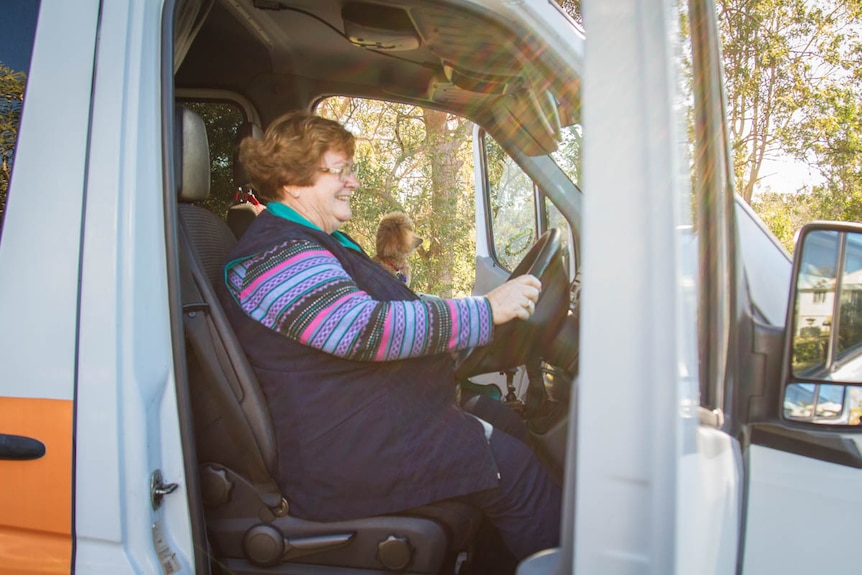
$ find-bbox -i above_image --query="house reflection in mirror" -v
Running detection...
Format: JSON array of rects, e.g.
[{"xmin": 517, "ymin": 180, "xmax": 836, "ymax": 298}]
[
  {"xmin": 785, "ymin": 383, "xmax": 862, "ymax": 425},
  {"xmin": 792, "ymin": 230, "xmax": 862, "ymax": 383}
]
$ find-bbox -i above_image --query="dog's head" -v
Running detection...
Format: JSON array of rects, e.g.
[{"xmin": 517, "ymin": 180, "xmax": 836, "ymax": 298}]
[{"xmin": 375, "ymin": 211, "xmax": 423, "ymax": 259}]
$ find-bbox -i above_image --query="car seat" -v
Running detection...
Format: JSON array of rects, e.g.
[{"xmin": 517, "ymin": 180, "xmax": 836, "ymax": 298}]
[{"xmin": 174, "ymin": 105, "xmax": 481, "ymax": 574}]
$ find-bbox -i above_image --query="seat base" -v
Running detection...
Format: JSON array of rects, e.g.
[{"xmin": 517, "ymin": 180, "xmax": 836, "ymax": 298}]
[{"xmin": 202, "ymin": 464, "xmax": 481, "ymax": 574}]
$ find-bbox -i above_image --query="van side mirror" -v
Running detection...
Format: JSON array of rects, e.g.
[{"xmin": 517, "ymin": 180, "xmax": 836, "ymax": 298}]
[{"xmin": 783, "ymin": 222, "xmax": 862, "ymax": 426}]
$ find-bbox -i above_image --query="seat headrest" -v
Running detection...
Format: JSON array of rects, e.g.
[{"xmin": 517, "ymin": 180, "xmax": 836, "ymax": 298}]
[
  {"xmin": 232, "ymin": 122, "xmax": 263, "ymax": 189},
  {"xmin": 176, "ymin": 106, "xmax": 211, "ymax": 203}
]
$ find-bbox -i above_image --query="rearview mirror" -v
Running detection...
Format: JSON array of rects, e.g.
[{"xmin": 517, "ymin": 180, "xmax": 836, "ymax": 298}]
[{"xmin": 784, "ymin": 222, "xmax": 862, "ymax": 425}]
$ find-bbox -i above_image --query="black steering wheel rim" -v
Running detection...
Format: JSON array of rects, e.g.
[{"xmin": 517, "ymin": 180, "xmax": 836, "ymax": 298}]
[{"xmin": 455, "ymin": 228, "xmax": 569, "ymax": 380}]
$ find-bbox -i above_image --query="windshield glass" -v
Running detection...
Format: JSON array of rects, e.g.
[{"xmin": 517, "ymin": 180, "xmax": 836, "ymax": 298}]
[{"xmin": 549, "ymin": 123, "xmax": 583, "ymax": 188}]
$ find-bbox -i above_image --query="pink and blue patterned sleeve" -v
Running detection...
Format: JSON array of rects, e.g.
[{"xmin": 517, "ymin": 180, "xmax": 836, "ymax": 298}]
[{"xmin": 225, "ymin": 239, "xmax": 494, "ymax": 361}]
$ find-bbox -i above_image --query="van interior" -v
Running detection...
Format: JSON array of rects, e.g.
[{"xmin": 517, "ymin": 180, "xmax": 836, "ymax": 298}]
[{"xmin": 171, "ymin": 1, "xmax": 582, "ymax": 573}]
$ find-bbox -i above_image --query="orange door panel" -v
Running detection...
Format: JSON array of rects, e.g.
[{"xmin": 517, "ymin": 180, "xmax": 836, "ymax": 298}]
[{"xmin": 0, "ymin": 396, "xmax": 73, "ymax": 575}]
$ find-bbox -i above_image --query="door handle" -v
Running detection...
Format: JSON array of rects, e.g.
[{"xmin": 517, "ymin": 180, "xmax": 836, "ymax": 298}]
[{"xmin": 0, "ymin": 433, "xmax": 46, "ymax": 460}]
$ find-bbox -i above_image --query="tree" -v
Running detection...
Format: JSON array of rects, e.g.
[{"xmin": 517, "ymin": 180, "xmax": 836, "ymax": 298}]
[
  {"xmin": 719, "ymin": 0, "xmax": 851, "ymax": 203},
  {"xmin": 784, "ymin": 81, "xmax": 862, "ymax": 225},
  {"xmin": 318, "ymin": 97, "xmax": 476, "ymax": 296},
  {"xmin": 421, "ymin": 108, "xmax": 473, "ymax": 297},
  {"xmin": 555, "ymin": 0, "xmax": 583, "ymax": 26},
  {"xmin": 0, "ymin": 62, "xmax": 26, "ymax": 221},
  {"xmin": 751, "ymin": 189, "xmax": 818, "ymax": 251},
  {"xmin": 184, "ymin": 101, "xmax": 244, "ymax": 218}
]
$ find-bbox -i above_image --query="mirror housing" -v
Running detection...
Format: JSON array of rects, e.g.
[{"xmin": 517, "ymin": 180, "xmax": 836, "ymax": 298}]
[{"xmin": 782, "ymin": 221, "xmax": 862, "ymax": 426}]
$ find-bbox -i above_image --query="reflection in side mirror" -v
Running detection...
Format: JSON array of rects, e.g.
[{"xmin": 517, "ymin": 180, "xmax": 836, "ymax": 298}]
[
  {"xmin": 792, "ymin": 229, "xmax": 862, "ymax": 383},
  {"xmin": 784, "ymin": 382, "xmax": 862, "ymax": 425}
]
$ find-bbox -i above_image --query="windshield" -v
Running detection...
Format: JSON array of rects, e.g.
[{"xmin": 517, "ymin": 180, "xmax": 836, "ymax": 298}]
[{"xmin": 549, "ymin": 123, "xmax": 583, "ymax": 189}]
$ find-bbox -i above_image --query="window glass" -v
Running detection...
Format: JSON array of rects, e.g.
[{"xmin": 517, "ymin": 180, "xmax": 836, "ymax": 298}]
[
  {"xmin": 0, "ymin": 1, "xmax": 40, "ymax": 239},
  {"xmin": 317, "ymin": 97, "xmax": 477, "ymax": 297},
  {"xmin": 547, "ymin": 123, "xmax": 579, "ymax": 274},
  {"xmin": 545, "ymin": 195, "xmax": 572, "ymax": 272},
  {"xmin": 549, "ymin": 123, "xmax": 582, "ymax": 188},
  {"xmin": 836, "ymin": 237, "xmax": 862, "ymax": 360},
  {"xmin": 793, "ymin": 229, "xmax": 839, "ymax": 375},
  {"xmin": 180, "ymin": 100, "xmax": 245, "ymax": 218},
  {"xmin": 672, "ymin": 0, "xmax": 702, "ymax": 409},
  {"xmin": 484, "ymin": 135, "xmax": 538, "ymax": 271},
  {"xmin": 785, "ymin": 382, "xmax": 854, "ymax": 423}
]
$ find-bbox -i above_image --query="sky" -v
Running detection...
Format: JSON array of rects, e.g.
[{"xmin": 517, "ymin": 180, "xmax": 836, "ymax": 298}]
[
  {"xmin": 755, "ymin": 156, "xmax": 824, "ymax": 199},
  {"xmin": 0, "ymin": 1, "xmax": 41, "ymax": 73}
]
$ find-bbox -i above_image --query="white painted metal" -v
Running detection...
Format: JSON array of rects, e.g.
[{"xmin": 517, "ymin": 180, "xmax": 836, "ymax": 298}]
[
  {"xmin": 677, "ymin": 427, "xmax": 742, "ymax": 575},
  {"xmin": 576, "ymin": 0, "xmax": 692, "ymax": 573},
  {"xmin": 0, "ymin": 0, "xmax": 100, "ymax": 401},
  {"xmin": 73, "ymin": 0, "xmax": 194, "ymax": 572},
  {"xmin": 742, "ymin": 441, "xmax": 862, "ymax": 574}
]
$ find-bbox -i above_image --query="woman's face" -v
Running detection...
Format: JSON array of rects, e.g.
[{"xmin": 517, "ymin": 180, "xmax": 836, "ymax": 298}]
[{"xmin": 286, "ymin": 149, "xmax": 359, "ymax": 234}]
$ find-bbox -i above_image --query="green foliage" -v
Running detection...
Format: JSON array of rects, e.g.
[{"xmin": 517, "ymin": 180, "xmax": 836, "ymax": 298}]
[
  {"xmin": 486, "ymin": 136, "xmax": 539, "ymax": 270},
  {"xmin": 551, "ymin": 124, "xmax": 583, "ymax": 187},
  {"xmin": 754, "ymin": 182, "xmax": 862, "ymax": 254},
  {"xmin": 719, "ymin": 0, "xmax": 817, "ymax": 203},
  {"xmin": 318, "ymin": 97, "xmax": 476, "ymax": 297},
  {"xmin": 838, "ymin": 297, "xmax": 862, "ymax": 356},
  {"xmin": 750, "ymin": 190, "xmax": 813, "ymax": 251},
  {"xmin": 719, "ymin": 0, "xmax": 862, "ymax": 239},
  {"xmin": 799, "ymin": 325, "xmax": 822, "ymax": 338},
  {"xmin": 554, "ymin": 0, "xmax": 583, "ymax": 25},
  {"xmin": 183, "ymin": 101, "xmax": 244, "ymax": 218},
  {"xmin": 0, "ymin": 62, "xmax": 26, "ymax": 222},
  {"xmin": 793, "ymin": 335, "xmax": 825, "ymax": 367},
  {"xmin": 784, "ymin": 83, "xmax": 862, "ymax": 224}
]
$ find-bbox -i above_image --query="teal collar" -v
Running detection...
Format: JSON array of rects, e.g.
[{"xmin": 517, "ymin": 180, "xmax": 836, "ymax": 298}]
[{"xmin": 267, "ymin": 202, "xmax": 362, "ymax": 253}]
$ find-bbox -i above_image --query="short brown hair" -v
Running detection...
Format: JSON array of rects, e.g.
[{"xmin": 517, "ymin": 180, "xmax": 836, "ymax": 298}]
[{"xmin": 238, "ymin": 111, "xmax": 356, "ymax": 202}]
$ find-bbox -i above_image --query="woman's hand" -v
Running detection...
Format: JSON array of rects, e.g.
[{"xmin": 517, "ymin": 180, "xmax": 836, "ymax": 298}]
[{"xmin": 486, "ymin": 274, "xmax": 542, "ymax": 325}]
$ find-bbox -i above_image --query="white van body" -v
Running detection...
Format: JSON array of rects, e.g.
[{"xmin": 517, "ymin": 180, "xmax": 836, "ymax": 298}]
[{"xmin": 1, "ymin": 0, "xmax": 860, "ymax": 574}]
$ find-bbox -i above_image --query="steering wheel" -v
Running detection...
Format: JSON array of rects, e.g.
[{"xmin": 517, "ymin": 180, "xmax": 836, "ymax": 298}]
[{"xmin": 455, "ymin": 228, "xmax": 569, "ymax": 380}]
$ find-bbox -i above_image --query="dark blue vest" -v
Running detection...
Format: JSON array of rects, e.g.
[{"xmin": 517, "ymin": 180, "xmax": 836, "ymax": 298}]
[{"xmin": 219, "ymin": 212, "xmax": 498, "ymax": 521}]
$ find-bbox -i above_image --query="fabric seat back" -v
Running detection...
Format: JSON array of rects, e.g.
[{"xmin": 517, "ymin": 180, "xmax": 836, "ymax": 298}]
[{"xmin": 175, "ymin": 106, "xmax": 282, "ymax": 507}]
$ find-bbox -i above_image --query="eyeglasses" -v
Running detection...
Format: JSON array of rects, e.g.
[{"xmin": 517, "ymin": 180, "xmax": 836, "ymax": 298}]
[{"xmin": 319, "ymin": 163, "xmax": 356, "ymax": 182}]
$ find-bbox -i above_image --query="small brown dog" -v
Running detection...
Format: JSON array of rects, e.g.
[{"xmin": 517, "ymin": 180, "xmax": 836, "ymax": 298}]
[{"xmin": 372, "ymin": 211, "xmax": 423, "ymax": 285}]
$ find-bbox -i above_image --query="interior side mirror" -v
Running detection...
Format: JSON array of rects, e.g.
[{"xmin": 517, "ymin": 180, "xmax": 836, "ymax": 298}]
[{"xmin": 783, "ymin": 222, "xmax": 862, "ymax": 426}]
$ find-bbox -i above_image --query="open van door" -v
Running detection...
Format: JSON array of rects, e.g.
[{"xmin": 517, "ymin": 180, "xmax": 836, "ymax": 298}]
[
  {"xmin": 1, "ymin": 1, "xmax": 198, "ymax": 572},
  {"xmin": 741, "ymin": 222, "xmax": 862, "ymax": 573}
]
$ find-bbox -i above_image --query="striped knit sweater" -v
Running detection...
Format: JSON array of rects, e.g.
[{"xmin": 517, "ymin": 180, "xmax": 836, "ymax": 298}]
[
  {"xmin": 224, "ymin": 238, "xmax": 494, "ymax": 362},
  {"xmin": 219, "ymin": 210, "xmax": 503, "ymax": 521}
]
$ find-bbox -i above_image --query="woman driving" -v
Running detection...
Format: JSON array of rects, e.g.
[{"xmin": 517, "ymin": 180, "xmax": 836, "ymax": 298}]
[{"xmin": 219, "ymin": 110, "xmax": 560, "ymax": 560}]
